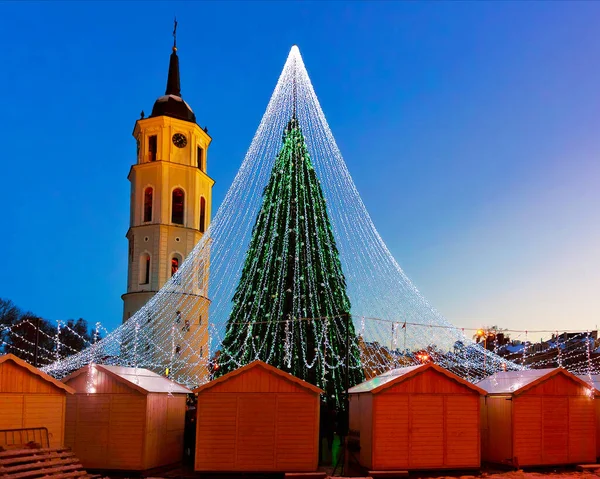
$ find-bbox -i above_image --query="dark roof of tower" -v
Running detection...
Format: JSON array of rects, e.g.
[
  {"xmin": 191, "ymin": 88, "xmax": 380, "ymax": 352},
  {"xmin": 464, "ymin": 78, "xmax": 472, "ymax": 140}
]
[{"xmin": 150, "ymin": 46, "xmax": 196, "ymax": 123}]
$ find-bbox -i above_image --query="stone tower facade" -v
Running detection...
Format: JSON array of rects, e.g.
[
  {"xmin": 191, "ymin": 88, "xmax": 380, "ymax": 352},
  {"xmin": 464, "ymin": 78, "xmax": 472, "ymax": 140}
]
[{"xmin": 122, "ymin": 37, "xmax": 213, "ymax": 385}]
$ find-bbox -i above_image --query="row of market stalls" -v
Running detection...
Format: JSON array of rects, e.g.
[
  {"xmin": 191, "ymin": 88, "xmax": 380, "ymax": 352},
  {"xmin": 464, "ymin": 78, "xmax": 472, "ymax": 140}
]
[{"xmin": 0, "ymin": 352, "xmax": 599, "ymax": 474}]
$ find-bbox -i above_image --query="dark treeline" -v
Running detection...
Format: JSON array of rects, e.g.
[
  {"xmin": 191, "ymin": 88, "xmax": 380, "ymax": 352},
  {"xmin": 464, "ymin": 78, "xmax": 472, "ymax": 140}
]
[{"xmin": 0, "ymin": 298, "xmax": 100, "ymax": 366}]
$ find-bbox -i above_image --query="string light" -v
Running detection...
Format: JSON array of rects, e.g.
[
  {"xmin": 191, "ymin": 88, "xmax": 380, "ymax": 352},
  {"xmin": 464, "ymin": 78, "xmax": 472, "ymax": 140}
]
[{"xmin": 38, "ymin": 45, "xmax": 597, "ymax": 388}]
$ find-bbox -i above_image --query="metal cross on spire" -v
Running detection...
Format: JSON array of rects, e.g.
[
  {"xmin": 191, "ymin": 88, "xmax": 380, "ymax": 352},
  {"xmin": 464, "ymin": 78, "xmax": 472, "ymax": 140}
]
[{"xmin": 173, "ymin": 17, "xmax": 178, "ymax": 51}]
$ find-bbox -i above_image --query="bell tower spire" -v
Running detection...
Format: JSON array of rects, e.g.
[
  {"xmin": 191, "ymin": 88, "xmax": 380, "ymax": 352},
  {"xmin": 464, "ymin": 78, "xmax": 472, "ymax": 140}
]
[
  {"xmin": 150, "ymin": 18, "xmax": 195, "ymax": 123},
  {"xmin": 123, "ymin": 23, "xmax": 214, "ymax": 384},
  {"xmin": 165, "ymin": 17, "xmax": 181, "ymax": 97}
]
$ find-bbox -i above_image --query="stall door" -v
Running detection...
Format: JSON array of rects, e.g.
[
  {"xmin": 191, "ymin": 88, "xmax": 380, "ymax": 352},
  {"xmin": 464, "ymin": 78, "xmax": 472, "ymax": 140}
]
[
  {"xmin": 541, "ymin": 397, "xmax": 568, "ymax": 464},
  {"xmin": 196, "ymin": 393, "xmax": 237, "ymax": 471},
  {"xmin": 236, "ymin": 394, "xmax": 277, "ymax": 470},
  {"xmin": 513, "ymin": 396, "xmax": 542, "ymax": 466},
  {"xmin": 409, "ymin": 395, "xmax": 444, "ymax": 468},
  {"xmin": 373, "ymin": 395, "xmax": 409, "ymax": 470},
  {"xmin": 445, "ymin": 395, "xmax": 480, "ymax": 467},
  {"xmin": 568, "ymin": 397, "xmax": 595, "ymax": 463}
]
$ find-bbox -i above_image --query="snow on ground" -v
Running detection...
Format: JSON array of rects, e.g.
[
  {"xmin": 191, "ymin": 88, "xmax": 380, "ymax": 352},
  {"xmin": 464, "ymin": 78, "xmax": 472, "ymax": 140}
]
[{"xmin": 429, "ymin": 471, "xmax": 600, "ymax": 479}]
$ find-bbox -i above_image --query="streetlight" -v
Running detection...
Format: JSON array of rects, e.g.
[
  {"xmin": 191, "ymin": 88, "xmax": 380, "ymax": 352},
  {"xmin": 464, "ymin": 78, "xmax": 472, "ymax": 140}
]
[{"xmin": 475, "ymin": 328, "xmax": 496, "ymax": 374}]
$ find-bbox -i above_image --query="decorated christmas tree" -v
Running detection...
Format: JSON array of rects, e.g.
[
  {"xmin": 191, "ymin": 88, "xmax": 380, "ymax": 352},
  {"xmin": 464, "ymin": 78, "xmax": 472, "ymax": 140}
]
[{"xmin": 216, "ymin": 115, "xmax": 364, "ymax": 406}]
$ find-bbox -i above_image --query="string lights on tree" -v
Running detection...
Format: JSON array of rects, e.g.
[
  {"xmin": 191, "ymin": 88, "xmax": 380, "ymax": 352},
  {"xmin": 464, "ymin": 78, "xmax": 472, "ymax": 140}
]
[
  {"xmin": 216, "ymin": 114, "xmax": 364, "ymax": 406},
  {"xmin": 36, "ymin": 45, "xmax": 600, "ymax": 387}
]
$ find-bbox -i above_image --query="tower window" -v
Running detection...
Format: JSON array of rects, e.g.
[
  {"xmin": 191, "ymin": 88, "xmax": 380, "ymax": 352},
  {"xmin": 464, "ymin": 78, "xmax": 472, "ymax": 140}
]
[
  {"xmin": 171, "ymin": 256, "xmax": 180, "ymax": 277},
  {"xmin": 140, "ymin": 253, "xmax": 150, "ymax": 285},
  {"xmin": 148, "ymin": 135, "xmax": 157, "ymax": 162},
  {"xmin": 172, "ymin": 188, "xmax": 185, "ymax": 225},
  {"xmin": 172, "ymin": 254, "xmax": 182, "ymax": 284},
  {"xmin": 143, "ymin": 187, "xmax": 153, "ymax": 222},
  {"xmin": 197, "ymin": 147, "xmax": 204, "ymax": 171},
  {"xmin": 199, "ymin": 197, "xmax": 206, "ymax": 233}
]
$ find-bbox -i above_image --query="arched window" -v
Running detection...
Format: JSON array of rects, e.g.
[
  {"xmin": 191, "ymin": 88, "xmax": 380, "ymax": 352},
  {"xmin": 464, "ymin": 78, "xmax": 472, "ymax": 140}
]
[
  {"xmin": 172, "ymin": 254, "xmax": 183, "ymax": 284},
  {"xmin": 199, "ymin": 197, "xmax": 206, "ymax": 233},
  {"xmin": 172, "ymin": 188, "xmax": 184, "ymax": 225},
  {"xmin": 171, "ymin": 256, "xmax": 180, "ymax": 277},
  {"xmin": 140, "ymin": 253, "xmax": 150, "ymax": 285},
  {"xmin": 148, "ymin": 135, "xmax": 157, "ymax": 162},
  {"xmin": 143, "ymin": 187, "xmax": 153, "ymax": 222}
]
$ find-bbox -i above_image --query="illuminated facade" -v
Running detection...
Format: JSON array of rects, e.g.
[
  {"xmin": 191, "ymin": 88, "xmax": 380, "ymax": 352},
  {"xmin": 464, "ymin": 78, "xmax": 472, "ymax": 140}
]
[{"xmin": 122, "ymin": 36, "xmax": 213, "ymax": 383}]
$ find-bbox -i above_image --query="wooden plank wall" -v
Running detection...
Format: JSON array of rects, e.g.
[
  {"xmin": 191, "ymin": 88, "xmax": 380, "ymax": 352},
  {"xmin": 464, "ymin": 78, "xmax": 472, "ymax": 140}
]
[
  {"xmin": 196, "ymin": 393, "xmax": 237, "ymax": 470},
  {"xmin": 206, "ymin": 367, "xmax": 308, "ymax": 394},
  {"xmin": 64, "ymin": 392, "xmax": 147, "ymax": 470},
  {"xmin": 108, "ymin": 394, "xmax": 146, "ymax": 469},
  {"xmin": 0, "ymin": 361, "xmax": 56, "ymax": 393},
  {"xmin": 276, "ymin": 394, "xmax": 317, "ymax": 471},
  {"xmin": 372, "ymin": 394, "xmax": 408, "ymax": 470},
  {"xmin": 445, "ymin": 394, "xmax": 479, "ymax": 467},
  {"xmin": 510, "ymin": 373, "xmax": 596, "ymax": 467},
  {"xmin": 349, "ymin": 394, "xmax": 373, "ymax": 469},
  {"xmin": 526, "ymin": 374, "xmax": 589, "ymax": 396},
  {"xmin": 144, "ymin": 394, "xmax": 186, "ymax": 470},
  {"xmin": 65, "ymin": 394, "xmax": 111, "ymax": 468},
  {"xmin": 66, "ymin": 368, "xmax": 134, "ymax": 394},
  {"xmin": 568, "ymin": 397, "xmax": 595, "ymax": 463},
  {"xmin": 369, "ymin": 369, "xmax": 480, "ymax": 471},
  {"xmin": 196, "ymin": 369, "xmax": 320, "ymax": 473},
  {"xmin": 0, "ymin": 361, "xmax": 67, "ymax": 448}
]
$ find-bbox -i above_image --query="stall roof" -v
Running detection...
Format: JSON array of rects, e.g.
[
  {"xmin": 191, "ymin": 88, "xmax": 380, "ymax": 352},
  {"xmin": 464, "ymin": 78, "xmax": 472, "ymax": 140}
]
[
  {"xmin": 194, "ymin": 360, "xmax": 324, "ymax": 394},
  {"xmin": 478, "ymin": 368, "xmax": 595, "ymax": 395},
  {"xmin": 577, "ymin": 374, "xmax": 600, "ymax": 391},
  {"xmin": 348, "ymin": 362, "xmax": 486, "ymax": 395},
  {"xmin": 64, "ymin": 364, "xmax": 192, "ymax": 395},
  {"xmin": 0, "ymin": 353, "xmax": 75, "ymax": 394}
]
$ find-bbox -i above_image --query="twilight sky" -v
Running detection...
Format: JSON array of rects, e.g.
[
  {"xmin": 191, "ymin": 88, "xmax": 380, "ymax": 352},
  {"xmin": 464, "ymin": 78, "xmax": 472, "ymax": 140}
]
[{"xmin": 0, "ymin": 1, "xmax": 598, "ymax": 337}]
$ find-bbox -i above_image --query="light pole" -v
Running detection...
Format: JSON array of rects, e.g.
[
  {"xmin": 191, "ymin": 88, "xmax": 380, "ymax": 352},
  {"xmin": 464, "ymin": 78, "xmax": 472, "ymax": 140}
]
[{"xmin": 476, "ymin": 329, "xmax": 487, "ymax": 373}]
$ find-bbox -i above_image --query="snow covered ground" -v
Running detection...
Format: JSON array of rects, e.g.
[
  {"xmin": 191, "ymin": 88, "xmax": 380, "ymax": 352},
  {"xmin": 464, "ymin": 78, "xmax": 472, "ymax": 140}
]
[{"xmin": 428, "ymin": 470, "xmax": 600, "ymax": 479}]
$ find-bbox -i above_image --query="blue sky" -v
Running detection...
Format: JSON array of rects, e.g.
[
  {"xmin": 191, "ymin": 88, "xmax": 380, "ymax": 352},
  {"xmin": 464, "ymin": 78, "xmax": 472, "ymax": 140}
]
[{"xmin": 0, "ymin": 1, "xmax": 598, "ymax": 337}]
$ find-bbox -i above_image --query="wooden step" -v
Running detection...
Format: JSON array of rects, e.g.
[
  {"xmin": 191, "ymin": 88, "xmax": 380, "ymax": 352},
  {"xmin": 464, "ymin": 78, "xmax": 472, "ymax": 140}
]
[
  {"xmin": 0, "ymin": 448, "xmax": 69, "ymax": 459},
  {"xmin": 285, "ymin": 473, "xmax": 327, "ymax": 479},
  {"xmin": 8, "ymin": 462, "xmax": 82, "ymax": 479},
  {"xmin": 0, "ymin": 451, "xmax": 76, "ymax": 467},
  {"xmin": 2, "ymin": 457, "xmax": 79, "ymax": 474},
  {"xmin": 576, "ymin": 464, "xmax": 600, "ymax": 471},
  {"xmin": 369, "ymin": 471, "xmax": 409, "ymax": 478},
  {"xmin": 0, "ymin": 447, "xmax": 92, "ymax": 479}
]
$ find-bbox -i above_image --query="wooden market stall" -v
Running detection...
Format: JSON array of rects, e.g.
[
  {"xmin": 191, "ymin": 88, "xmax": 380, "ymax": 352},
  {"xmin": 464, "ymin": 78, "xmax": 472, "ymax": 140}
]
[
  {"xmin": 578, "ymin": 374, "xmax": 600, "ymax": 459},
  {"xmin": 63, "ymin": 364, "xmax": 191, "ymax": 471},
  {"xmin": 0, "ymin": 353, "xmax": 74, "ymax": 449},
  {"xmin": 194, "ymin": 360, "xmax": 323, "ymax": 472},
  {"xmin": 479, "ymin": 368, "xmax": 597, "ymax": 467},
  {"xmin": 348, "ymin": 363, "xmax": 485, "ymax": 472}
]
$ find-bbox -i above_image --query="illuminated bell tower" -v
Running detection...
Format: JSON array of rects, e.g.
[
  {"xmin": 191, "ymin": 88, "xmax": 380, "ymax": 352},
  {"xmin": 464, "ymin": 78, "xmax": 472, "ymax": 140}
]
[{"xmin": 122, "ymin": 26, "xmax": 213, "ymax": 384}]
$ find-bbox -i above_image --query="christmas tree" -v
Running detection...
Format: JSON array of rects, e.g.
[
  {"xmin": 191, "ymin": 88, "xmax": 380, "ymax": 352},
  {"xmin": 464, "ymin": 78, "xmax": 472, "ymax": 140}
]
[{"xmin": 216, "ymin": 115, "xmax": 364, "ymax": 406}]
